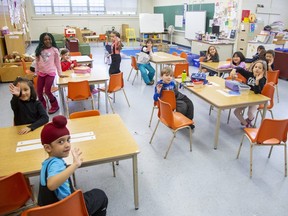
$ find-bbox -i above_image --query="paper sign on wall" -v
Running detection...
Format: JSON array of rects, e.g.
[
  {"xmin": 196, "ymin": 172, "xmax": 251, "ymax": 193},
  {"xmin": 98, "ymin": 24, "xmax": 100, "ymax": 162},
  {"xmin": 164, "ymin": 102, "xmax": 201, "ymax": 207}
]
[{"xmin": 175, "ymin": 15, "xmax": 183, "ymax": 28}]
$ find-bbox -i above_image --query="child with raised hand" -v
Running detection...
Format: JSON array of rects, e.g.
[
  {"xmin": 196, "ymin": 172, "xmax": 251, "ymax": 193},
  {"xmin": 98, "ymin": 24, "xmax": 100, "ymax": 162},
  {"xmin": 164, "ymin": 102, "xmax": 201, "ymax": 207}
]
[
  {"xmin": 35, "ymin": 32, "xmax": 64, "ymax": 114},
  {"xmin": 230, "ymin": 60, "xmax": 267, "ymax": 128},
  {"xmin": 202, "ymin": 45, "xmax": 219, "ymax": 76},
  {"xmin": 218, "ymin": 51, "xmax": 246, "ymax": 70},
  {"xmin": 265, "ymin": 49, "xmax": 275, "ymax": 71},
  {"xmin": 9, "ymin": 77, "xmax": 49, "ymax": 135},
  {"xmin": 137, "ymin": 38, "xmax": 155, "ymax": 85},
  {"xmin": 154, "ymin": 67, "xmax": 195, "ymax": 129},
  {"xmin": 38, "ymin": 115, "xmax": 108, "ymax": 216},
  {"xmin": 60, "ymin": 48, "xmax": 77, "ymax": 72},
  {"xmin": 109, "ymin": 31, "xmax": 122, "ymax": 75}
]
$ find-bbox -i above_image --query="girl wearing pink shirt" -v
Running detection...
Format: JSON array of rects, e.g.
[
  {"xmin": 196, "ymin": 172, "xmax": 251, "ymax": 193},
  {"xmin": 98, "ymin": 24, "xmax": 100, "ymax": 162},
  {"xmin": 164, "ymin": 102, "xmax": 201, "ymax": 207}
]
[
  {"xmin": 35, "ymin": 33, "xmax": 63, "ymax": 114},
  {"xmin": 218, "ymin": 51, "xmax": 246, "ymax": 70}
]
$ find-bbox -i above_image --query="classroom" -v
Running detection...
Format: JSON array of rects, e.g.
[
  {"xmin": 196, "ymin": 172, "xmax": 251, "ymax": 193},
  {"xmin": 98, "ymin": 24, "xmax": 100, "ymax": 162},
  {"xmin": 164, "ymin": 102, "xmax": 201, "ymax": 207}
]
[{"xmin": 0, "ymin": 0, "xmax": 288, "ymax": 215}]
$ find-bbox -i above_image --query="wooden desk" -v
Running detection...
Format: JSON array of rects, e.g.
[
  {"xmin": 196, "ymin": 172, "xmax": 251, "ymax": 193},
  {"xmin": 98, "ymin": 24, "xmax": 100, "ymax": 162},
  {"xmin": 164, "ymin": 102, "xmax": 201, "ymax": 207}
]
[
  {"xmin": 57, "ymin": 70, "xmax": 109, "ymax": 115},
  {"xmin": 200, "ymin": 61, "xmax": 251, "ymax": 77},
  {"xmin": 176, "ymin": 76, "xmax": 269, "ymax": 149},
  {"xmin": 83, "ymin": 35, "xmax": 99, "ymax": 44},
  {"xmin": 0, "ymin": 114, "xmax": 140, "ymax": 209},
  {"xmin": 150, "ymin": 52, "xmax": 186, "ymax": 81},
  {"xmin": 71, "ymin": 55, "xmax": 94, "ymax": 68}
]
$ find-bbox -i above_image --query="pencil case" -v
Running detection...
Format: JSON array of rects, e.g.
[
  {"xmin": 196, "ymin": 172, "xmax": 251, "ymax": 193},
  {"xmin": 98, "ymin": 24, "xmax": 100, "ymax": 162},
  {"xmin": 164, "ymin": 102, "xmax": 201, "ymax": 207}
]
[{"xmin": 74, "ymin": 66, "xmax": 91, "ymax": 74}]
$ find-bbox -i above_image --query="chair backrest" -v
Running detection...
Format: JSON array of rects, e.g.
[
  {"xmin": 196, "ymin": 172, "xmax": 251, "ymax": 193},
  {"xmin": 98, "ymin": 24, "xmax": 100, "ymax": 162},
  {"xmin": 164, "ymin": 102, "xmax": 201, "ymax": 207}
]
[
  {"xmin": 131, "ymin": 56, "xmax": 138, "ymax": 70},
  {"xmin": 21, "ymin": 190, "xmax": 89, "ymax": 216},
  {"xmin": 126, "ymin": 28, "xmax": 136, "ymax": 39},
  {"xmin": 172, "ymin": 52, "xmax": 178, "ymax": 56},
  {"xmin": 267, "ymin": 70, "xmax": 280, "ymax": 85},
  {"xmin": 99, "ymin": 34, "xmax": 106, "ymax": 41},
  {"xmin": 161, "ymin": 90, "xmax": 176, "ymax": 111},
  {"xmin": 158, "ymin": 99, "xmax": 175, "ymax": 127},
  {"xmin": 70, "ymin": 52, "xmax": 81, "ymax": 56},
  {"xmin": 68, "ymin": 80, "xmax": 91, "ymax": 101},
  {"xmin": 256, "ymin": 119, "xmax": 288, "ymax": 144},
  {"xmin": 174, "ymin": 63, "xmax": 189, "ymax": 78},
  {"xmin": 180, "ymin": 52, "xmax": 188, "ymax": 59},
  {"xmin": 261, "ymin": 83, "xmax": 275, "ymax": 109},
  {"xmin": 108, "ymin": 72, "xmax": 124, "ymax": 93},
  {"xmin": 0, "ymin": 172, "xmax": 32, "ymax": 215},
  {"xmin": 69, "ymin": 110, "xmax": 100, "ymax": 119},
  {"xmin": 199, "ymin": 56, "xmax": 205, "ymax": 62}
]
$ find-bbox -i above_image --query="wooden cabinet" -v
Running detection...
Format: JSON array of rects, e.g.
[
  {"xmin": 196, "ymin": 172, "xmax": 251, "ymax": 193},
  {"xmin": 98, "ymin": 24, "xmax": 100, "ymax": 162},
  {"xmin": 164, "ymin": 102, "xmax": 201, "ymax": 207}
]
[
  {"xmin": 4, "ymin": 33, "xmax": 26, "ymax": 54},
  {"xmin": 140, "ymin": 33, "xmax": 163, "ymax": 46},
  {"xmin": 191, "ymin": 40, "xmax": 234, "ymax": 61},
  {"xmin": 274, "ymin": 51, "xmax": 288, "ymax": 79},
  {"xmin": 66, "ymin": 38, "xmax": 79, "ymax": 52}
]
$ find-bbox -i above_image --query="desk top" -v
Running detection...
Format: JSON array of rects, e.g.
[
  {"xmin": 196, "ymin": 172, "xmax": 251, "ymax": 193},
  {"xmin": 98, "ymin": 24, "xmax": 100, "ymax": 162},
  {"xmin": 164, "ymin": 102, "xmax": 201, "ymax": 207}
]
[
  {"xmin": 150, "ymin": 52, "xmax": 186, "ymax": 64},
  {"xmin": 0, "ymin": 114, "xmax": 140, "ymax": 177},
  {"xmin": 71, "ymin": 55, "xmax": 93, "ymax": 62},
  {"xmin": 200, "ymin": 61, "xmax": 252, "ymax": 71},
  {"xmin": 176, "ymin": 76, "xmax": 269, "ymax": 109},
  {"xmin": 57, "ymin": 70, "xmax": 109, "ymax": 86},
  {"xmin": 84, "ymin": 35, "xmax": 99, "ymax": 39}
]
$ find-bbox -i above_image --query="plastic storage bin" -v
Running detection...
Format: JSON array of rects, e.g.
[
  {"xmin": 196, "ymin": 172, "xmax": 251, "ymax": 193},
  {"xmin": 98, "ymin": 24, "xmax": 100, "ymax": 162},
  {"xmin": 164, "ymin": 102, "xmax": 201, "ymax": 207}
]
[{"xmin": 193, "ymin": 59, "xmax": 200, "ymax": 68}]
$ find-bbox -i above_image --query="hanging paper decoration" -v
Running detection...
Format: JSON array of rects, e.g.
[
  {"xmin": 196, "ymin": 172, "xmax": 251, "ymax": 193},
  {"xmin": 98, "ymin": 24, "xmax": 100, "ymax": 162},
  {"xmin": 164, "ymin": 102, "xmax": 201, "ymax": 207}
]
[{"xmin": 8, "ymin": 0, "xmax": 21, "ymax": 27}]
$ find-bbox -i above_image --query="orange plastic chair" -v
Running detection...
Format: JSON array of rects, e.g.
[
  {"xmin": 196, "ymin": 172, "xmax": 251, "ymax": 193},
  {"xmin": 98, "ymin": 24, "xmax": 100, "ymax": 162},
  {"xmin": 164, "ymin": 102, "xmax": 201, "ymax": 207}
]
[
  {"xmin": 173, "ymin": 62, "xmax": 189, "ymax": 78},
  {"xmin": 21, "ymin": 58, "xmax": 34, "ymax": 76},
  {"xmin": 267, "ymin": 70, "xmax": 280, "ymax": 103},
  {"xmin": 0, "ymin": 172, "xmax": 35, "ymax": 215},
  {"xmin": 21, "ymin": 190, "xmax": 89, "ymax": 216},
  {"xmin": 179, "ymin": 52, "xmax": 188, "ymax": 60},
  {"xmin": 66, "ymin": 80, "xmax": 95, "ymax": 116},
  {"xmin": 70, "ymin": 52, "xmax": 81, "ymax": 56},
  {"xmin": 253, "ymin": 83, "xmax": 275, "ymax": 127},
  {"xmin": 69, "ymin": 110, "xmax": 100, "ymax": 119},
  {"xmin": 149, "ymin": 98, "xmax": 194, "ymax": 159},
  {"xmin": 127, "ymin": 56, "xmax": 141, "ymax": 85},
  {"xmin": 199, "ymin": 56, "xmax": 205, "ymax": 62},
  {"xmin": 98, "ymin": 72, "xmax": 130, "ymax": 113},
  {"xmin": 236, "ymin": 119, "xmax": 288, "ymax": 177},
  {"xmin": 170, "ymin": 52, "xmax": 187, "ymax": 67},
  {"xmin": 172, "ymin": 52, "xmax": 178, "ymax": 56},
  {"xmin": 98, "ymin": 34, "xmax": 107, "ymax": 45},
  {"xmin": 148, "ymin": 90, "xmax": 176, "ymax": 127}
]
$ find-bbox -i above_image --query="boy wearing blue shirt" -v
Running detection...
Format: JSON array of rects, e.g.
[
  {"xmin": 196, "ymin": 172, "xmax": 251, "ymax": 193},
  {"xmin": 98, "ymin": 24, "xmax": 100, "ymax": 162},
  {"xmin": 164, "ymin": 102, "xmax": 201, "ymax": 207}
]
[{"xmin": 38, "ymin": 115, "xmax": 108, "ymax": 216}]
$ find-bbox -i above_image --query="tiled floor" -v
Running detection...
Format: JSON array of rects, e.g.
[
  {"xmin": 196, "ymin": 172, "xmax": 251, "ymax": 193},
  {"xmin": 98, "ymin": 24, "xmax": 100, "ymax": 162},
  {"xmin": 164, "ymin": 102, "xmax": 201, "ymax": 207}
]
[{"xmin": 1, "ymin": 43, "xmax": 288, "ymax": 216}]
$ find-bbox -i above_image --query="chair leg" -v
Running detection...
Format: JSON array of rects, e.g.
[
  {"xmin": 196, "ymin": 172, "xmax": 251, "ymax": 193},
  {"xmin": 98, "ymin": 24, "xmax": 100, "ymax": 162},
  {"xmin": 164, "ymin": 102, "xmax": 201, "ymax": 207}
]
[
  {"xmin": 132, "ymin": 71, "xmax": 138, "ymax": 85},
  {"xmin": 149, "ymin": 106, "xmax": 157, "ymax": 127},
  {"xmin": 122, "ymin": 89, "xmax": 130, "ymax": 107},
  {"xmin": 72, "ymin": 173, "xmax": 77, "ymax": 187},
  {"xmin": 268, "ymin": 146, "xmax": 273, "ymax": 158},
  {"xmin": 112, "ymin": 162, "xmax": 116, "ymax": 177},
  {"xmin": 149, "ymin": 119, "xmax": 160, "ymax": 144},
  {"xmin": 269, "ymin": 110, "xmax": 274, "ymax": 119},
  {"xmin": 276, "ymin": 85, "xmax": 279, "ymax": 103},
  {"xmin": 107, "ymin": 96, "xmax": 115, "ymax": 113},
  {"xmin": 164, "ymin": 131, "xmax": 176, "ymax": 159},
  {"xmin": 237, "ymin": 134, "xmax": 245, "ymax": 159},
  {"xmin": 127, "ymin": 68, "xmax": 133, "ymax": 81},
  {"xmin": 284, "ymin": 143, "xmax": 287, "ymax": 177},
  {"xmin": 250, "ymin": 144, "xmax": 253, "ymax": 178},
  {"xmin": 188, "ymin": 127, "xmax": 192, "ymax": 152},
  {"xmin": 227, "ymin": 109, "xmax": 231, "ymax": 124},
  {"xmin": 209, "ymin": 105, "xmax": 213, "ymax": 115},
  {"xmin": 253, "ymin": 110, "xmax": 260, "ymax": 127}
]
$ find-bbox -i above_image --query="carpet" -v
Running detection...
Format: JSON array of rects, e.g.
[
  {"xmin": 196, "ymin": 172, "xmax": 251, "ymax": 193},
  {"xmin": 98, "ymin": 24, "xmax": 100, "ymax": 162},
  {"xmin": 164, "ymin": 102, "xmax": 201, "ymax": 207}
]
[{"xmin": 120, "ymin": 46, "xmax": 191, "ymax": 59}]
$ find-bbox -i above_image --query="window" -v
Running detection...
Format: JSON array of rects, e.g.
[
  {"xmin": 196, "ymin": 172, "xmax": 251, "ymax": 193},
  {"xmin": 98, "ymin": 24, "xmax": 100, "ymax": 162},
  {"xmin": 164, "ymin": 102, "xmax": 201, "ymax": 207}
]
[{"xmin": 33, "ymin": 0, "xmax": 136, "ymax": 15}]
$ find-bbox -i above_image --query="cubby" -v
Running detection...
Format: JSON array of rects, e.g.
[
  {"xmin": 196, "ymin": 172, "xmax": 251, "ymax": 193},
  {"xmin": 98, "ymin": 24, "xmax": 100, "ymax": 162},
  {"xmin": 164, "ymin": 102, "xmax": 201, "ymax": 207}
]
[{"xmin": 140, "ymin": 33, "xmax": 163, "ymax": 46}]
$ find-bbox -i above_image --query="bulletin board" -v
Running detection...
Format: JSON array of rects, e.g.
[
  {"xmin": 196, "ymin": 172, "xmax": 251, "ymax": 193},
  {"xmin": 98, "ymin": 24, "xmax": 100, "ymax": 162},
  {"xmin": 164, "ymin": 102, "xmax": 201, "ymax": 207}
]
[
  {"xmin": 185, "ymin": 11, "xmax": 206, "ymax": 40},
  {"xmin": 139, "ymin": 13, "xmax": 164, "ymax": 33}
]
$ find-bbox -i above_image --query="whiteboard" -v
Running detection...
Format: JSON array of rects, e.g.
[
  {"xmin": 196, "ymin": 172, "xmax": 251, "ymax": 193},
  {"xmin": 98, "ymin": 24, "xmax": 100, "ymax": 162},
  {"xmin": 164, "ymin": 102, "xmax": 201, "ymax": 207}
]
[
  {"xmin": 139, "ymin": 13, "xmax": 164, "ymax": 33},
  {"xmin": 185, "ymin": 11, "xmax": 206, "ymax": 40}
]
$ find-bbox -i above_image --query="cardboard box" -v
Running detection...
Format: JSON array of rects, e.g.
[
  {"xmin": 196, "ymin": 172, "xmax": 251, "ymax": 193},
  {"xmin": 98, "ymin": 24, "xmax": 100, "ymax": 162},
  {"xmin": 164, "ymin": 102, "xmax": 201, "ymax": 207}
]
[
  {"xmin": 0, "ymin": 64, "xmax": 25, "ymax": 82},
  {"xmin": 273, "ymin": 40, "xmax": 286, "ymax": 45}
]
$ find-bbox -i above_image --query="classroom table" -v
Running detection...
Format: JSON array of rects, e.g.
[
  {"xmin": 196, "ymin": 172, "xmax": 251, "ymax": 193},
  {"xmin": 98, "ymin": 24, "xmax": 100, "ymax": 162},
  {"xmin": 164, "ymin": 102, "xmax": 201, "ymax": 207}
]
[
  {"xmin": 150, "ymin": 52, "xmax": 187, "ymax": 81},
  {"xmin": 200, "ymin": 61, "xmax": 251, "ymax": 77},
  {"xmin": 0, "ymin": 114, "xmax": 140, "ymax": 210},
  {"xmin": 56, "ymin": 70, "xmax": 109, "ymax": 115},
  {"xmin": 83, "ymin": 35, "xmax": 100, "ymax": 44},
  {"xmin": 71, "ymin": 55, "xmax": 94, "ymax": 68},
  {"xmin": 176, "ymin": 76, "xmax": 269, "ymax": 149}
]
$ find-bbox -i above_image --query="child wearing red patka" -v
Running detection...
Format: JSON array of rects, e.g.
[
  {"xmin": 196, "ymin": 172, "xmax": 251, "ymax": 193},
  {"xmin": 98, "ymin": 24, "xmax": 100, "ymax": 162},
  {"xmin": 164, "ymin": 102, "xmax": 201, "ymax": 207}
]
[{"xmin": 60, "ymin": 49, "xmax": 77, "ymax": 71}]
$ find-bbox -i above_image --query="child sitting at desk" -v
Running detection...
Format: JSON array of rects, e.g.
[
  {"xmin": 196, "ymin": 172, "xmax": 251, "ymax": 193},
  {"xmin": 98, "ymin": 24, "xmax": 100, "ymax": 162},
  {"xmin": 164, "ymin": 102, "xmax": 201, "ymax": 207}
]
[
  {"xmin": 154, "ymin": 67, "xmax": 195, "ymax": 129},
  {"xmin": 230, "ymin": 60, "xmax": 267, "ymax": 128},
  {"xmin": 9, "ymin": 77, "xmax": 49, "ymax": 135},
  {"xmin": 218, "ymin": 51, "xmax": 246, "ymax": 70},
  {"xmin": 202, "ymin": 45, "xmax": 219, "ymax": 76},
  {"xmin": 265, "ymin": 49, "xmax": 275, "ymax": 71},
  {"xmin": 38, "ymin": 115, "xmax": 108, "ymax": 216}
]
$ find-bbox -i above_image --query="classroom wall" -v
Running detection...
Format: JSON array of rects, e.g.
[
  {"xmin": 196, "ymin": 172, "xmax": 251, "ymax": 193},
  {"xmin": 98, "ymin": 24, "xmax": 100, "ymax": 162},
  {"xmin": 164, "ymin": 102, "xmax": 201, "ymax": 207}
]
[{"xmin": 25, "ymin": 0, "xmax": 154, "ymax": 41}]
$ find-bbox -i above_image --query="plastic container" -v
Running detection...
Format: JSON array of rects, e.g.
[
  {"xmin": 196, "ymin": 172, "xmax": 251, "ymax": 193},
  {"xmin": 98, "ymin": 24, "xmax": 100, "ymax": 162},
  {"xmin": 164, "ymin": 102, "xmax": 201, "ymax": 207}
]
[
  {"xmin": 193, "ymin": 80, "xmax": 204, "ymax": 88},
  {"xmin": 239, "ymin": 84, "xmax": 251, "ymax": 95},
  {"xmin": 193, "ymin": 59, "xmax": 200, "ymax": 68}
]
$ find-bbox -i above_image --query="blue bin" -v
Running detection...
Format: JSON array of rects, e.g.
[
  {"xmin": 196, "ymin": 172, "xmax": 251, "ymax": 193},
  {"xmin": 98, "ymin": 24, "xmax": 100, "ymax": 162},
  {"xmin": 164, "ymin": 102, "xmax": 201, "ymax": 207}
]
[
  {"xmin": 187, "ymin": 53, "xmax": 200, "ymax": 66},
  {"xmin": 193, "ymin": 59, "xmax": 200, "ymax": 68}
]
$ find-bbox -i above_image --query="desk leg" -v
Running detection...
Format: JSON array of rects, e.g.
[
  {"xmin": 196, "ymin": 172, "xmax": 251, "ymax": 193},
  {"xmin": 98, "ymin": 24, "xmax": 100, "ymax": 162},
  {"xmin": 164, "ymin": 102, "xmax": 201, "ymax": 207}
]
[
  {"xmin": 59, "ymin": 86, "xmax": 66, "ymax": 116},
  {"xmin": 105, "ymin": 81, "xmax": 108, "ymax": 113},
  {"xmin": 214, "ymin": 108, "xmax": 222, "ymax": 150},
  {"xmin": 132, "ymin": 155, "xmax": 139, "ymax": 210}
]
